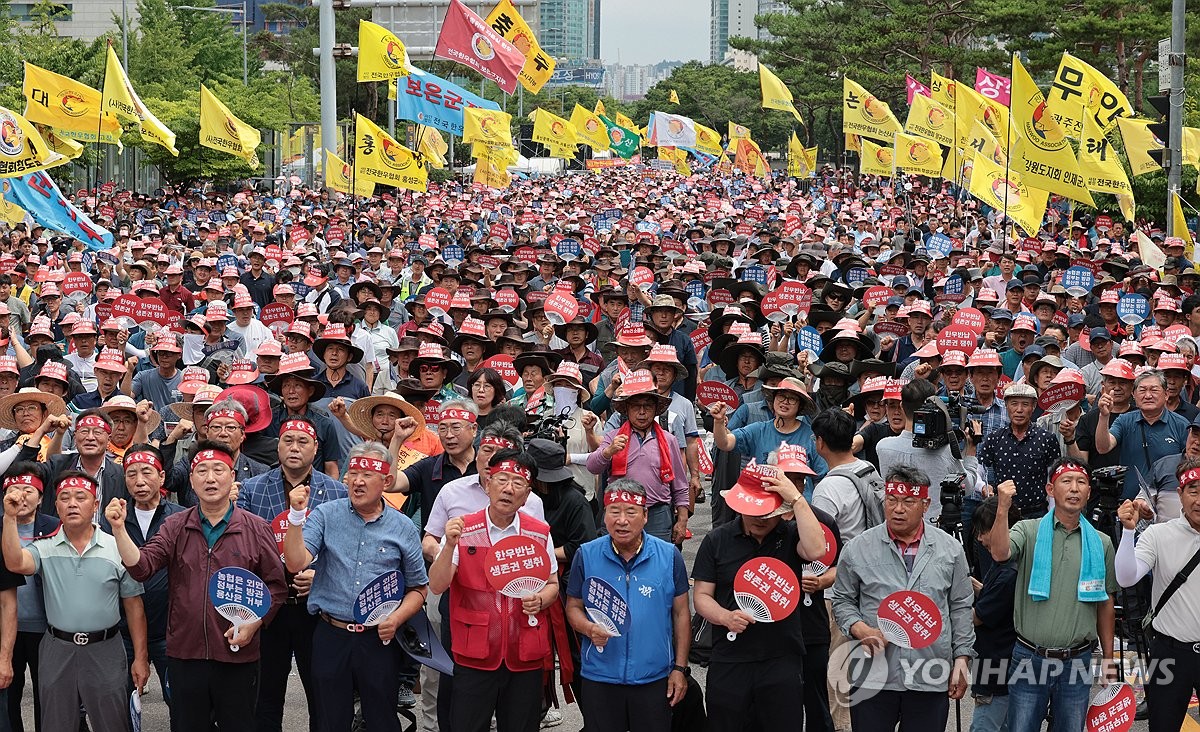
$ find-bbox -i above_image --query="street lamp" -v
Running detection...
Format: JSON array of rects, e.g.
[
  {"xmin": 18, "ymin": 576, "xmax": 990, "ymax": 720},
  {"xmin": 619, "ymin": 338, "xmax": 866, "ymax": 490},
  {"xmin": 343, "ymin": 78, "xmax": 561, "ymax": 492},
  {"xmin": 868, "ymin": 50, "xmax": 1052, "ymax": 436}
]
[{"xmin": 177, "ymin": 2, "xmax": 248, "ymax": 85}]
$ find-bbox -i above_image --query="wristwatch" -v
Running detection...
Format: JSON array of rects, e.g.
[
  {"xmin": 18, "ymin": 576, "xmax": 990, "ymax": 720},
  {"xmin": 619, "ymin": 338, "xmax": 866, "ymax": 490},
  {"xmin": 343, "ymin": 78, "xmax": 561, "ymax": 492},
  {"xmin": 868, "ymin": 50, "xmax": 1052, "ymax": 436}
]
[{"xmin": 672, "ymin": 664, "xmax": 691, "ymax": 677}]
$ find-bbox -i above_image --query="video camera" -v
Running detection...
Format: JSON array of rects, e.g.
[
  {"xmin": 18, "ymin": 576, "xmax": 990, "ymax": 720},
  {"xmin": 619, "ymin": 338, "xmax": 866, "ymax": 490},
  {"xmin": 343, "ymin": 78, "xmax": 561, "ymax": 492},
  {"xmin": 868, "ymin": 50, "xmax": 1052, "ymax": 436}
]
[
  {"xmin": 1089, "ymin": 466, "xmax": 1128, "ymax": 526},
  {"xmin": 912, "ymin": 393, "xmax": 987, "ymax": 449},
  {"xmin": 937, "ymin": 472, "xmax": 968, "ymax": 535}
]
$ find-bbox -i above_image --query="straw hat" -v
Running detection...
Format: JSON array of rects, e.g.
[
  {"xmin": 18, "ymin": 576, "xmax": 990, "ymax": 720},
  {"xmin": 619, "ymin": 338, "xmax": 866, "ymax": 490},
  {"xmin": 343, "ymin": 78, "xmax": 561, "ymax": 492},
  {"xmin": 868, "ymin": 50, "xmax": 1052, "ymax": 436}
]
[
  {"xmin": 347, "ymin": 392, "xmax": 426, "ymax": 441},
  {"xmin": 170, "ymin": 384, "xmax": 224, "ymax": 420},
  {"xmin": 100, "ymin": 395, "xmax": 160, "ymax": 434},
  {"xmin": 0, "ymin": 388, "xmax": 66, "ymax": 431}
]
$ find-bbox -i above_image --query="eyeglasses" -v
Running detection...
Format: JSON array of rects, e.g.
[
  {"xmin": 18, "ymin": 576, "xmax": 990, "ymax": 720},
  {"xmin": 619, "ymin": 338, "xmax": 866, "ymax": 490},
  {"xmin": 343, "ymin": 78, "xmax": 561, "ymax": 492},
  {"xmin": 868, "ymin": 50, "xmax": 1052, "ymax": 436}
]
[
  {"xmin": 437, "ymin": 422, "xmax": 473, "ymax": 435},
  {"xmin": 419, "ymin": 365, "xmax": 443, "ymax": 374},
  {"xmin": 489, "ymin": 475, "xmax": 529, "ymax": 491},
  {"xmin": 775, "ymin": 393, "xmax": 802, "ymax": 404},
  {"xmin": 207, "ymin": 423, "xmax": 244, "ymax": 434},
  {"xmin": 884, "ymin": 496, "xmax": 924, "ymax": 509},
  {"xmin": 13, "ymin": 404, "xmax": 42, "ymax": 415}
]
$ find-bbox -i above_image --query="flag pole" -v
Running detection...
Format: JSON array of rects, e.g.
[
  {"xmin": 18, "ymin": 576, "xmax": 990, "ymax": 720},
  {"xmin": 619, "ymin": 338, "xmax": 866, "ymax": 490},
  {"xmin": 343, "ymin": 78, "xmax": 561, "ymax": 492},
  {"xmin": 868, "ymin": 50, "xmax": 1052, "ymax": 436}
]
[
  {"xmin": 1002, "ymin": 55, "xmax": 1015, "ymax": 251},
  {"xmin": 94, "ymin": 41, "xmax": 112, "ymax": 197}
]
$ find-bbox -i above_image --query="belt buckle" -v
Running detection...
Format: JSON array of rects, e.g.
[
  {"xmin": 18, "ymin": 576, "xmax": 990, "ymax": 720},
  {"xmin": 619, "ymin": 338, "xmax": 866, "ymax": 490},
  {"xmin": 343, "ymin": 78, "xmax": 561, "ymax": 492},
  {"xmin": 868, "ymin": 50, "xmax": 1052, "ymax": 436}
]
[
  {"xmin": 72, "ymin": 632, "xmax": 89, "ymax": 646},
  {"xmin": 1192, "ymin": 642, "xmax": 1200, "ymax": 654},
  {"xmin": 347, "ymin": 623, "xmax": 365, "ymax": 633}
]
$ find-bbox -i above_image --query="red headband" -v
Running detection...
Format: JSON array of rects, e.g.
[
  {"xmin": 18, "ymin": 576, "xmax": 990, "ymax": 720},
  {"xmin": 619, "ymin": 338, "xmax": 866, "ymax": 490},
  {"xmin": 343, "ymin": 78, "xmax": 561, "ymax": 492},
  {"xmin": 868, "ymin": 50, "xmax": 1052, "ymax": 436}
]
[
  {"xmin": 125, "ymin": 451, "xmax": 163, "ymax": 472},
  {"xmin": 56, "ymin": 475, "xmax": 97, "ymax": 496},
  {"xmin": 4, "ymin": 474, "xmax": 43, "ymax": 493},
  {"xmin": 77, "ymin": 415, "xmax": 112, "ymax": 434},
  {"xmin": 280, "ymin": 419, "xmax": 316, "ymax": 438},
  {"xmin": 191, "ymin": 449, "xmax": 234, "ymax": 471},
  {"xmin": 440, "ymin": 408, "xmax": 477, "ymax": 424},
  {"xmin": 347, "ymin": 456, "xmax": 391, "ymax": 475},
  {"xmin": 1050, "ymin": 464, "xmax": 1088, "ymax": 484},
  {"xmin": 489, "ymin": 460, "xmax": 531, "ymax": 482},
  {"xmin": 603, "ymin": 489, "xmax": 646, "ymax": 507},
  {"xmin": 885, "ymin": 481, "xmax": 929, "ymax": 499},
  {"xmin": 480, "ymin": 435, "xmax": 515, "ymax": 450},
  {"xmin": 1179, "ymin": 468, "xmax": 1200, "ymax": 489},
  {"xmin": 205, "ymin": 409, "xmax": 246, "ymax": 427}
]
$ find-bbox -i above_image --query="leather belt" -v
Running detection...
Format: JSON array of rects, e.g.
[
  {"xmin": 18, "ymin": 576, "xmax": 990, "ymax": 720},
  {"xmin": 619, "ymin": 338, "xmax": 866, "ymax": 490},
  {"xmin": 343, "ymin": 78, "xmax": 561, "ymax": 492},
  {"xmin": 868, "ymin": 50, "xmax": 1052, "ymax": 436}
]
[
  {"xmin": 1016, "ymin": 634, "xmax": 1095, "ymax": 660},
  {"xmin": 1155, "ymin": 633, "xmax": 1200, "ymax": 655},
  {"xmin": 320, "ymin": 612, "xmax": 374, "ymax": 634},
  {"xmin": 48, "ymin": 625, "xmax": 120, "ymax": 646}
]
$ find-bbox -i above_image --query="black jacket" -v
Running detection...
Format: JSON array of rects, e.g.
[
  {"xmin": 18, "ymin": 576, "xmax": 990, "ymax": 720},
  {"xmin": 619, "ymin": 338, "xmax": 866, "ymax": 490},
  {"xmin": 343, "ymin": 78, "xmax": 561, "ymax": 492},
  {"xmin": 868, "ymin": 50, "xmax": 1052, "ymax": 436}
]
[
  {"xmin": 100, "ymin": 499, "xmax": 186, "ymax": 640},
  {"xmin": 18, "ymin": 444, "xmax": 129, "ymax": 515}
]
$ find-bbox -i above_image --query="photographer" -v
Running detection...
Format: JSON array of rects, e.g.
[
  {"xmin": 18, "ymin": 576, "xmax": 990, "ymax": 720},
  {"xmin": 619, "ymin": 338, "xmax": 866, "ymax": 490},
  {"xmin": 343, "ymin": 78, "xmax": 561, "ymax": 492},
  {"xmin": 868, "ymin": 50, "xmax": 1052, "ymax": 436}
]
[
  {"xmin": 977, "ymin": 384, "xmax": 1062, "ymax": 519},
  {"xmin": 1116, "ymin": 458, "xmax": 1200, "ymax": 732},
  {"xmin": 876, "ymin": 378, "xmax": 984, "ymax": 521}
]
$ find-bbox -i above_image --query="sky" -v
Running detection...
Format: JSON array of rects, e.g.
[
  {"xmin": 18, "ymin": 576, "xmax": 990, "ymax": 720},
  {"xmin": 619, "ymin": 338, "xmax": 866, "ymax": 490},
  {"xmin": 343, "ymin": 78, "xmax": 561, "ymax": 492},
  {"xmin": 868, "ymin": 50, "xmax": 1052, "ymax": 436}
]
[{"xmin": 600, "ymin": 0, "xmax": 708, "ymax": 65}]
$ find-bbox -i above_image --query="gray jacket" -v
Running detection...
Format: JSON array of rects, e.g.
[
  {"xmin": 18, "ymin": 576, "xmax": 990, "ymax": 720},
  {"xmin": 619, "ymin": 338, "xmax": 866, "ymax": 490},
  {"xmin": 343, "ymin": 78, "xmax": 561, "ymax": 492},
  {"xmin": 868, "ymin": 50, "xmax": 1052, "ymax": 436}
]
[{"xmin": 831, "ymin": 522, "xmax": 976, "ymax": 692}]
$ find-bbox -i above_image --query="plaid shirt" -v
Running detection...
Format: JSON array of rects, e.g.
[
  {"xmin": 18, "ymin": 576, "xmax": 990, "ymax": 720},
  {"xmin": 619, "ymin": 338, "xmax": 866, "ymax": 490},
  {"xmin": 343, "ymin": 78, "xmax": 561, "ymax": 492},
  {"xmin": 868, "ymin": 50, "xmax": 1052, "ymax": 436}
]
[{"xmin": 238, "ymin": 466, "xmax": 348, "ymax": 523}]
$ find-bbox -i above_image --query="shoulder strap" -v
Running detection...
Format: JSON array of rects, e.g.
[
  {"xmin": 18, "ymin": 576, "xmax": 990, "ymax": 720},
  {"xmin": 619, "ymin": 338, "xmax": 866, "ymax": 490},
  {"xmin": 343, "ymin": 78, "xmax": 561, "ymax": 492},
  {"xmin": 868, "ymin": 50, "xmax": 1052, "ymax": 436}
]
[{"xmin": 1149, "ymin": 543, "xmax": 1200, "ymax": 625}]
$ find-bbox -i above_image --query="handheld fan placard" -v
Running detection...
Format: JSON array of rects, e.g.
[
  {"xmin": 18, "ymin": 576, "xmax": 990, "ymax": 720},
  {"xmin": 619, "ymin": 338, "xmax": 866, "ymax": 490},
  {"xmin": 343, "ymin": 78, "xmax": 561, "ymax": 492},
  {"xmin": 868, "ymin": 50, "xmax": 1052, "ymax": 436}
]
[
  {"xmin": 485, "ymin": 536, "xmax": 551, "ymax": 627},
  {"xmin": 583, "ymin": 576, "xmax": 629, "ymax": 654},
  {"xmin": 728, "ymin": 557, "xmax": 800, "ymax": 641},
  {"xmin": 208, "ymin": 566, "xmax": 271, "ymax": 652},
  {"xmin": 802, "ymin": 523, "xmax": 838, "ymax": 607},
  {"xmin": 696, "ymin": 381, "xmax": 740, "ymax": 412},
  {"xmin": 877, "ymin": 589, "xmax": 942, "ymax": 650},
  {"xmin": 1085, "ymin": 683, "xmax": 1135, "ymax": 732},
  {"xmin": 353, "ymin": 570, "xmax": 406, "ymax": 643}
]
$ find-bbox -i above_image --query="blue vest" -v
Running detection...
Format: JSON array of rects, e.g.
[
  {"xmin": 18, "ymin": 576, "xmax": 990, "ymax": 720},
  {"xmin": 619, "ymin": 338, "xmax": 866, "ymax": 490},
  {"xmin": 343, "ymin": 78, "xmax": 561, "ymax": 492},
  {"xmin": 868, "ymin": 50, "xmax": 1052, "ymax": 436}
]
[{"xmin": 574, "ymin": 533, "xmax": 678, "ymax": 685}]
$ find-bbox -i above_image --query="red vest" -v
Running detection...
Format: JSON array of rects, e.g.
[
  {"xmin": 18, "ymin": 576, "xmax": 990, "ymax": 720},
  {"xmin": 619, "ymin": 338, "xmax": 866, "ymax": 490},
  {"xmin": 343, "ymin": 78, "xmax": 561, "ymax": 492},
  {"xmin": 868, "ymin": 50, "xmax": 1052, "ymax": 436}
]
[{"xmin": 448, "ymin": 509, "xmax": 552, "ymax": 672}]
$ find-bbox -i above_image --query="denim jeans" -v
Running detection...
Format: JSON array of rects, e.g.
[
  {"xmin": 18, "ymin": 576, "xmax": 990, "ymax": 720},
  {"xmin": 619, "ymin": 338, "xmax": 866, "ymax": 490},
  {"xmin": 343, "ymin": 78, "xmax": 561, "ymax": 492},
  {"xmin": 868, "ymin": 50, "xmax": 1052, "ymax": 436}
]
[
  {"xmin": 1006, "ymin": 642, "xmax": 1094, "ymax": 732},
  {"xmin": 645, "ymin": 503, "xmax": 674, "ymax": 543},
  {"xmin": 969, "ymin": 693, "xmax": 1009, "ymax": 732}
]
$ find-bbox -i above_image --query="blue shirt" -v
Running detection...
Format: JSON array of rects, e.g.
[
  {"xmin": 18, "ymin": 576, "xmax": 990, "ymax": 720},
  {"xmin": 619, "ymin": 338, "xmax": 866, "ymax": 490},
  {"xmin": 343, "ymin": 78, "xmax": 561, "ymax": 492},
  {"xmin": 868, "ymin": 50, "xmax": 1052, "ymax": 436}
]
[
  {"xmin": 1108, "ymin": 409, "xmax": 1191, "ymax": 498},
  {"xmin": 302, "ymin": 499, "xmax": 429, "ymax": 620},
  {"xmin": 239, "ymin": 467, "xmax": 348, "ymax": 522},
  {"xmin": 265, "ymin": 406, "xmax": 345, "ymax": 471},
  {"xmin": 730, "ymin": 419, "xmax": 828, "ymax": 475}
]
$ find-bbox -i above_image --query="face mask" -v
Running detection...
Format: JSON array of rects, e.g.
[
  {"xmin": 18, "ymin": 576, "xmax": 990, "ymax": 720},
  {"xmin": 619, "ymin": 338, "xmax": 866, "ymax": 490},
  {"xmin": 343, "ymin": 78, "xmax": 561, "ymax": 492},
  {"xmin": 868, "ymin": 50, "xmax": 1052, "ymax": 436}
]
[{"xmin": 288, "ymin": 267, "xmax": 301, "ymax": 277}]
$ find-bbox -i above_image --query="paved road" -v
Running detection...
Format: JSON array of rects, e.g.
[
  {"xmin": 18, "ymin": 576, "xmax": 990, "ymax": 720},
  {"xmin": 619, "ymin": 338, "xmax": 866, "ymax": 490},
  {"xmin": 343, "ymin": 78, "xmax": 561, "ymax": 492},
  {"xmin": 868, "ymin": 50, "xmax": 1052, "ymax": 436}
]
[{"xmin": 21, "ymin": 488, "xmax": 1185, "ymax": 731}]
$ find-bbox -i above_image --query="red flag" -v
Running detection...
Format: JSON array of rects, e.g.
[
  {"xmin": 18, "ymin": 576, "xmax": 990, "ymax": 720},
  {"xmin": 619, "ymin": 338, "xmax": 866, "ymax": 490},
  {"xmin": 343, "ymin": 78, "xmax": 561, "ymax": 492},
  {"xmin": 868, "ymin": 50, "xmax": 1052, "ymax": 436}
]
[
  {"xmin": 434, "ymin": 0, "xmax": 525, "ymax": 94},
  {"xmin": 974, "ymin": 68, "xmax": 1012, "ymax": 106},
  {"xmin": 905, "ymin": 74, "xmax": 931, "ymax": 106}
]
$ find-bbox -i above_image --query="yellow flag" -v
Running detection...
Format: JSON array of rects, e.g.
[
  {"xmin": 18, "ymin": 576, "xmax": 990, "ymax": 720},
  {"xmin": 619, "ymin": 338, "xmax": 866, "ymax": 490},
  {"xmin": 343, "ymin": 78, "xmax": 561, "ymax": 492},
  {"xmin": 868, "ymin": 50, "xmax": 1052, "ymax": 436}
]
[
  {"xmin": 1116, "ymin": 118, "xmax": 1162, "ymax": 177},
  {"xmin": 22, "ymin": 62, "xmax": 123, "ymax": 141},
  {"xmin": 804, "ymin": 146, "xmax": 818, "ymax": 170},
  {"xmin": 531, "ymin": 108, "xmax": 576, "ymax": 157},
  {"xmin": 893, "ymin": 132, "xmax": 943, "ymax": 177},
  {"xmin": 967, "ymin": 152, "xmax": 1048, "ymax": 237},
  {"xmin": 388, "ymin": 79, "xmax": 398, "ymax": 101},
  {"xmin": 930, "ymin": 72, "xmax": 973, "ymax": 149},
  {"xmin": 38, "ymin": 126, "xmax": 84, "ymax": 167},
  {"xmin": 1078, "ymin": 113, "xmax": 1134, "ymax": 218},
  {"xmin": 0, "ymin": 194, "xmax": 24, "ymax": 226},
  {"xmin": 474, "ymin": 147, "xmax": 511, "ymax": 189},
  {"xmin": 102, "ymin": 45, "xmax": 177, "ymax": 156},
  {"xmin": 843, "ymin": 77, "xmax": 901, "ymax": 142},
  {"xmin": 759, "ymin": 63, "xmax": 803, "ymax": 123},
  {"xmin": 694, "ymin": 123, "xmax": 722, "ymax": 156},
  {"xmin": 845, "ymin": 133, "xmax": 861, "ymax": 153},
  {"xmin": 729, "ymin": 122, "xmax": 752, "ymax": 142},
  {"xmin": 462, "ymin": 107, "xmax": 513, "ymax": 150},
  {"xmin": 716, "ymin": 153, "xmax": 733, "ymax": 174},
  {"xmin": 941, "ymin": 146, "xmax": 965, "ymax": 183},
  {"xmin": 594, "ymin": 99, "xmax": 606, "ymax": 116},
  {"xmin": 958, "ymin": 84, "xmax": 1010, "ymax": 148},
  {"xmin": 734, "ymin": 138, "xmax": 769, "ymax": 178},
  {"xmin": 966, "ymin": 120, "xmax": 1008, "ymax": 167},
  {"xmin": 416, "ymin": 126, "xmax": 449, "ymax": 169},
  {"xmin": 354, "ymin": 113, "xmax": 427, "ymax": 192},
  {"xmin": 1044, "ymin": 52, "xmax": 1133, "ymax": 138},
  {"xmin": 669, "ymin": 89, "xmax": 680, "ymax": 105},
  {"xmin": 356, "ymin": 19, "xmax": 412, "ymax": 82},
  {"xmin": 1172, "ymin": 192, "xmax": 1194, "ymax": 256},
  {"xmin": 1009, "ymin": 54, "xmax": 1094, "ymax": 206},
  {"xmin": 1183, "ymin": 127, "xmax": 1200, "ymax": 168},
  {"xmin": 485, "ymin": 0, "xmax": 555, "ymax": 94},
  {"xmin": 614, "ymin": 111, "xmax": 636, "ymax": 131},
  {"xmin": 570, "ymin": 104, "xmax": 609, "ymax": 150},
  {"xmin": 788, "ymin": 132, "xmax": 807, "ymax": 174},
  {"xmin": 904, "ymin": 94, "xmax": 955, "ymax": 147},
  {"xmin": 324, "ymin": 149, "xmax": 375, "ymax": 197},
  {"xmin": 199, "ymin": 85, "xmax": 261, "ymax": 166},
  {"xmin": 860, "ymin": 138, "xmax": 894, "ymax": 176},
  {"xmin": 0, "ymin": 107, "xmax": 54, "ymax": 177}
]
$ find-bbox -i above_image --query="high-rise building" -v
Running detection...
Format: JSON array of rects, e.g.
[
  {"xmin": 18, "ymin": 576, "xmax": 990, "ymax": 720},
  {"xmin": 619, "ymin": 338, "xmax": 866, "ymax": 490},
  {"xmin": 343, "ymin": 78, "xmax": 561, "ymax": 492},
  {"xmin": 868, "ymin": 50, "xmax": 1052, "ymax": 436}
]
[
  {"xmin": 11, "ymin": 0, "xmax": 290, "ymax": 40},
  {"xmin": 589, "ymin": 0, "xmax": 601, "ymax": 60},
  {"xmin": 603, "ymin": 61, "xmax": 681, "ymax": 101},
  {"xmin": 373, "ymin": 0, "xmax": 538, "ymax": 59},
  {"xmin": 539, "ymin": 0, "xmax": 591, "ymax": 62},
  {"xmin": 710, "ymin": 0, "xmax": 757, "ymax": 64}
]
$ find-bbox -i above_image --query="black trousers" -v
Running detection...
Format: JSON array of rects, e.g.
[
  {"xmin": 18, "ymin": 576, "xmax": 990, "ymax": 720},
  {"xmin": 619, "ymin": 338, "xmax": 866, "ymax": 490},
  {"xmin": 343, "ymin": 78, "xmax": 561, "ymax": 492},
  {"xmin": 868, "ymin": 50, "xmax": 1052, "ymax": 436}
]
[
  {"xmin": 168, "ymin": 657, "xmax": 259, "ymax": 732},
  {"xmin": 311, "ymin": 619, "xmax": 405, "ymax": 732},
  {"xmin": 580, "ymin": 677, "xmax": 671, "ymax": 732},
  {"xmin": 706, "ymin": 655, "xmax": 804, "ymax": 732},
  {"xmin": 7, "ymin": 631, "xmax": 41, "ymax": 732},
  {"xmin": 1147, "ymin": 633, "xmax": 1200, "ymax": 732},
  {"xmin": 450, "ymin": 664, "xmax": 543, "ymax": 732},
  {"xmin": 802, "ymin": 644, "xmax": 834, "ymax": 732},
  {"xmin": 256, "ymin": 603, "xmax": 318, "ymax": 732},
  {"xmin": 848, "ymin": 689, "xmax": 949, "ymax": 732}
]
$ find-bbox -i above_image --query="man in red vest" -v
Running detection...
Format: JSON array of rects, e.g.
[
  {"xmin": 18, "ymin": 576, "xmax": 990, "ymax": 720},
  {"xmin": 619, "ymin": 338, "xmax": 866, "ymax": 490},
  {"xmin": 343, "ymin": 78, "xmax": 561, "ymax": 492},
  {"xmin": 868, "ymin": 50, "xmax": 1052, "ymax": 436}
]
[{"xmin": 429, "ymin": 450, "xmax": 559, "ymax": 732}]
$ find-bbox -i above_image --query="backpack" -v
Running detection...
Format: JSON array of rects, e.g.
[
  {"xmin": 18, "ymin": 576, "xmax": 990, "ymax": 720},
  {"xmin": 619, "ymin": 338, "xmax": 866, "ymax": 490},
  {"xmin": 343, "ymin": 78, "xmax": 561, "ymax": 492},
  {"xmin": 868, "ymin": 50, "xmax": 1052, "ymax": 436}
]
[{"xmin": 825, "ymin": 461, "xmax": 886, "ymax": 529}]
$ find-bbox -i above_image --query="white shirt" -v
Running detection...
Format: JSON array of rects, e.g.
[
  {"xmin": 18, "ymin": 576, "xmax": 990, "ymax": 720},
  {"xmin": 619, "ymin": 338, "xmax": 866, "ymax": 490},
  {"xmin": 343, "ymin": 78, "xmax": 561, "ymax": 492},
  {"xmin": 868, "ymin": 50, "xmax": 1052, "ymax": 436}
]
[
  {"xmin": 446, "ymin": 510, "xmax": 558, "ymax": 572},
  {"xmin": 227, "ymin": 319, "xmax": 276, "ymax": 356},
  {"xmin": 134, "ymin": 507, "xmax": 155, "ymax": 537},
  {"xmin": 64, "ymin": 352, "xmax": 97, "ymax": 392},
  {"xmin": 425, "ymin": 474, "xmax": 545, "ymax": 540},
  {"xmin": 1117, "ymin": 519, "xmax": 1200, "ymax": 642}
]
